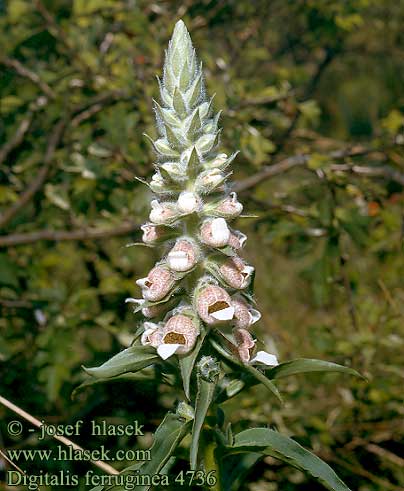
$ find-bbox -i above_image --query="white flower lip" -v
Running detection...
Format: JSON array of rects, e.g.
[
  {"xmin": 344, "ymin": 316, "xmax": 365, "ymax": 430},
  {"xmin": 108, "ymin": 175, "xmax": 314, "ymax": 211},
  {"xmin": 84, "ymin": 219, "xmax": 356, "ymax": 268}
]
[
  {"xmin": 211, "ymin": 217, "xmax": 230, "ymax": 245},
  {"xmin": 250, "ymin": 351, "xmax": 279, "ymax": 366},
  {"xmin": 136, "ymin": 277, "xmax": 149, "ymax": 288},
  {"xmin": 249, "ymin": 308, "xmax": 261, "ymax": 324},
  {"xmin": 167, "ymin": 250, "xmax": 189, "ymax": 270},
  {"xmin": 242, "ymin": 265, "xmax": 255, "ymax": 276},
  {"xmin": 125, "ymin": 297, "xmax": 144, "ymax": 305},
  {"xmin": 157, "ymin": 343, "xmax": 181, "ymax": 360},
  {"xmin": 210, "ymin": 305, "xmax": 235, "ymax": 321},
  {"xmin": 141, "ymin": 324, "xmax": 158, "ymax": 345}
]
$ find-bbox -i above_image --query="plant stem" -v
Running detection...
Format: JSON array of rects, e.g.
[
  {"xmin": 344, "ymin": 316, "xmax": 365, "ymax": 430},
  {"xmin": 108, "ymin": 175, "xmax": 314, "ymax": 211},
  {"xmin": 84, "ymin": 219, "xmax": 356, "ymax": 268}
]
[{"xmin": 203, "ymin": 439, "xmax": 221, "ymax": 491}]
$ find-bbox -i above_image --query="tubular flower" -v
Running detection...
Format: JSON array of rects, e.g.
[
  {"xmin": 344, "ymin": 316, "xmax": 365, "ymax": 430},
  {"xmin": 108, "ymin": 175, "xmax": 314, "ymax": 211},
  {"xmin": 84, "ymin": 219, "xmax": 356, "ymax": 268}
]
[
  {"xmin": 157, "ymin": 314, "xmax": 200, "ymax": 359},
  {"xmin": 212, "ymin": 192, "xmax": 243, "ymax": 219},
  {"xmin": 196, "ymin": 284, "xmax": 234, "ymax": 324},
  {"xmin": 127, "ymin": 20, "xmax": 277, "ymax": 364},
  {"xmin": 136, "ymin": 266, "xmax": 176, "ymax": 301},
  {"xmin": 219, "ymin": 256, "xmax": 254, "ymax": 289},
  {"xmin": 149, "ymin": 200, "xmax": 178, "ymax": 225},
  {"xmin": 233, "ymin": 328, "xmax": 256, "ymax": 364},
  {"xmin": 141, "ymin": 223, "xmax": 172, "ymax": 244},
  {"xmin": 231, "ymin": 295, "xmax": 261, "ymax": 329},
  {"xmin": 200, "ymin": 218, "xmax": 230, "ymax": 247},
  {"xmin": 167, "ymin": 238, "xmax": 199, "ymax": 272},
  {"xmin": 228, "ymin": 230, "xmax": 247, "ymax": 250}
]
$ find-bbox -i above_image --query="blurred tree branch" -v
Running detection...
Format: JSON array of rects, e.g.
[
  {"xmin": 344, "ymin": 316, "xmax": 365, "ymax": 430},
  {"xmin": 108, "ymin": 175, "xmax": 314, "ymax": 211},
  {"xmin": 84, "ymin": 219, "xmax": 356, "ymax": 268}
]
[
  {"xmin": 0, "ymin": 111, "xmax": 34, "ymax": 166},
  {"xmin": 0, "ymin": 57, "xmax": 56, "ymax": 99},
  {"xmin": 0, "ymin": 90, "xmax": 130, "ymax": 230},
  {"xmin": 0, "ymin": 221, "xmax": 140, "ymax": 247},
  {"xmin": 234, "ymin": 145, "xmax": 404, "ymax": 193},
  {"xmin": 0, "ymin": 118, "xmax": 67, "ymax": 229}
]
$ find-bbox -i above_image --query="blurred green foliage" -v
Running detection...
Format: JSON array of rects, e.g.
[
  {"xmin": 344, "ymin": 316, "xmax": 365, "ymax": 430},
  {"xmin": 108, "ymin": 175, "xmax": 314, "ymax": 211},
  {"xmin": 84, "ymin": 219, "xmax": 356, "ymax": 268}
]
[{"xmin": 1, "ymin": 1, "xmax": 403, "ymax": 490}]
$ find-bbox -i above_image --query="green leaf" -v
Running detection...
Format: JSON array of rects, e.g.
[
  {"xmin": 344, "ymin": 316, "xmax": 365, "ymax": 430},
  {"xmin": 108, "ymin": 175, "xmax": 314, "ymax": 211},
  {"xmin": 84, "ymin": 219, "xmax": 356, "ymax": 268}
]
[
  {"xmin": 186, "ymin": 73, "xmax": 202, "ymax": 108},
  {"xmin": 83, "ymin": 345, "xmax": 160, "ymax": 379},
  {"xmin": 179, "ymin": 329, "xmax": 207, "ymax": 400},
  {"xmin": 173, "ymin": 87, "xmax": 187, "ymax": 116},
  {"xmin": 126, "ymin": 412, "xmax": 192, "ymax": 491},
  {"xmin": 230, "ymin": 428, "xmax": 351, "ymax": 491},
  {"xmin": 243, "ymin": 363, "xmax": 283, "ymax": 403},
  {"xmin": 72, "ymin": 371, "xmax": 153, "ymax": 399},
  {"xmin": 222, "ymin": 453, "xmax": 263, "ymax": 491},
  {"xmin": 190, "ymin": 374, "xmax": 217, "ymax": 470},
  {"xmin": 266, "ymin": 358, "xmax": 364, "ymax": 380}
]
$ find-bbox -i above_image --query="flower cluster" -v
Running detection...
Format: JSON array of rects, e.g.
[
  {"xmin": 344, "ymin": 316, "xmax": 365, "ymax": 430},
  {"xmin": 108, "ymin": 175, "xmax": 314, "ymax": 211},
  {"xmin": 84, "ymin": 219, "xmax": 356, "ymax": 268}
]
[{"xmin": 128, "ymin": 21, "xmax": 277, "ymax": 367}]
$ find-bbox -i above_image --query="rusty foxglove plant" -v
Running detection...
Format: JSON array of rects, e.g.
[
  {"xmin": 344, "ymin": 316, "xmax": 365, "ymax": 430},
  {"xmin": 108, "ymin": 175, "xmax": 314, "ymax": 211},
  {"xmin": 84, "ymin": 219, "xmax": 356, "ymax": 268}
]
[{"xmin": 82, "ymin": 21, "xmax": 362, "ymax": 491}]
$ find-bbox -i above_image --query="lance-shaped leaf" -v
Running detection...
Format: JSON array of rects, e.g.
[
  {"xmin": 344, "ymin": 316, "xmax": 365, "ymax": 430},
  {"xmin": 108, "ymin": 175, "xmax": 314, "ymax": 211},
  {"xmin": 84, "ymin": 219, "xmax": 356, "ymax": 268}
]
[
  {"xmin": 95, "ymin": 413, "xmax": 192, "ymax": 491},
  {"xmin": 221, "ymin": 453, "xmax": 263, "ymax": 491},
  {"xmin": 72, "ymin": 370, "xmax": 154, "ymax": 399},
  {"xmin": 266, "ymin": 358, "xmax": 365, "ymax": 380},
  {"xmin": 83, "ymin": 345, "xmax": 160, "ymax": 379},
  {"xmin": 179, "ymin": 58, "xmax": 191, "ymax": 90},
  {"xmin": 154, "ymin": 100, "xmax": 179, "ymax": 127},
  {"xmin": 164, "ymin": 124, "xmax": 183, "ymax": 149},
  {"xmin": 157, "ymin": 76, "xmax": 172, "ymax": 107},
  {"xmin": 128, "ymin": 412, "xmax": 192, "ymax": 491},
  {"xmin": 186, "ymin": 108, "xmax": 202, "ymax": 139},
  {"xmin": 228, "ymin": 428, "xmax": 352, "ymax": 491},
  {"xmin": 186, "ymin": 72, "xmax": 203, "ymax": 108},
  {"xmin": 173, "ymin": 87, "xmax": 187, "ymax": 116},
  {"xmin": 190, "ymin": 372, "xmax": 218, "ymax": 470},
  {"xmin": 179, "ymin": 329, "xmax": 208, "ymax": 400}
]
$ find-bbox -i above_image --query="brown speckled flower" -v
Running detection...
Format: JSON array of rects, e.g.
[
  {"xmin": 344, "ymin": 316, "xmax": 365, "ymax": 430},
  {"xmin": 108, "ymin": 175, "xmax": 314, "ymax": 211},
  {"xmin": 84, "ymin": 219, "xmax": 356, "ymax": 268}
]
[
  {"xmin": 233, "ymin": 328, "xmax": 256, "ymax": 364},
  {"xmin": 159, "ymin": 314, "xmax": 199, "ymax": 356},
  {"xmin": 196, "ymin": 284, "xmax": 234, "ymax": 324},
  {"xmin": 149, "ymin": 200, "xmax": 178, "ymax": 224},
  {"xmin": 200, "ymin": 218, "xmax": 230, "ymax": 247},
  {"xmin": 167, "ymin": 239, "xmax": 199, "ymax": 272},
  {"xmin": 136, "ymin": 266, "xmax": 176, "ymax": 301},
  {"xmin": 215, "ymin": 192, "xmax": 243, "ymax": 218},
  {"xmin": 228, "ymin": 230, "xmax": 247, "ymax": 250},
  {"xmin": 232, "ymin": 295, "xmax": 261, "ymax": 329},
  {"xmin": 219, "ymin": 256, "xmax": 254, "ymax": 289}
]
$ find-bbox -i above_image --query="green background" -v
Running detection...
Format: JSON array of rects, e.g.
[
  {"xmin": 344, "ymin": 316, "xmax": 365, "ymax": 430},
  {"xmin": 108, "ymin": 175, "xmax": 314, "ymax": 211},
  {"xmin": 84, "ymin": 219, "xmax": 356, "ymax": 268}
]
[{"xmin": 0, "ymin": 1, "xmax": 403, "ymax": 490}]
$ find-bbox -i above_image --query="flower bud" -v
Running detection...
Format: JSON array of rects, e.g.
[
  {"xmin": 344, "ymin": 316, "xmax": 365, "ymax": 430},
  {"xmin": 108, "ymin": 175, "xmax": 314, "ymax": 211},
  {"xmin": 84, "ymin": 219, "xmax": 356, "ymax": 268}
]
[
  {"xmin": 195, "ymin": 168, "xmax": 226, "ymax": 193},
  {"xmin": 149, "ymin": 172, "xmax": 166, "ymax": 193},
  {"xmin": 177, "ymin": 191, "xmax": 202, "ymax": 214},
  {"xmin": 219, "ymin": 256, "xmax": 254, "ymax": 289},
  {"xmin": 200, "ymin": 218, "xmax": 230, "ymax": 247},
  {"xmin": 233, "ymin": 328, "xmax": 256, "ymax": 364},
  {"xmin": 232, "ymin": 295, "xmax": 261, "ymax": 329},
  {"xmin": 167, "ymin": 239, "xmax": 199, "ymax": 272},
  {"xmin": 136, "ymin": 266, "xmax": 176, "ymax": 301},
  {"xmin": 154, "ymin": 138, "xmax": 179, "ymax": 157},
  {"xmin": 149, "ymin": 200, "xmax": 178, "ymax": 225},
  {"xmin": 158, "ymin": 314, "xmax": 199, "ymax": 356},
  {"xmin": 196, "ymin": 284, "xmax": 234, "ymax": 324},
  {"xmin": 141, "ymin": 223, "xmax": 169, "ymax": 244},
  {"xmin": 141, "ymin": 322, "xmax": 164, "ymax": 347},
  {"xmin": 160, "ymin": 161, "xmax": 186, "ymax": 180},
  {"xmin": 142, "ymin": 303, "xmax": 169, "ymax": 318},
  {"xmin": 197, "ymin": 355, "xmax": 221, "ymax": 382},
  {"xmin": 228, "ymin": 230, "xmax": 247, "ymax": 250},
  {"xmin": 204, "ymin": 153, "xmax": 228, "ymax": 169},
  {"xmin": 214, "ymin": 192, "xmax": 243, "ymax": 218}
]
